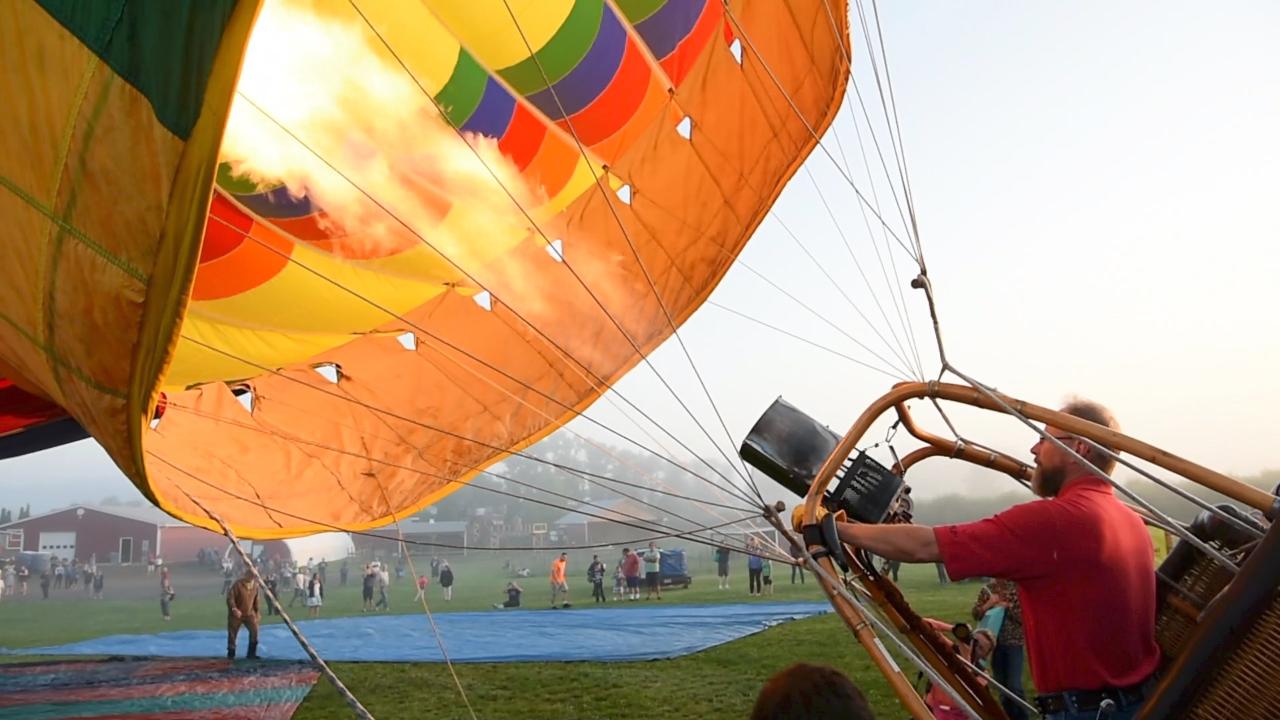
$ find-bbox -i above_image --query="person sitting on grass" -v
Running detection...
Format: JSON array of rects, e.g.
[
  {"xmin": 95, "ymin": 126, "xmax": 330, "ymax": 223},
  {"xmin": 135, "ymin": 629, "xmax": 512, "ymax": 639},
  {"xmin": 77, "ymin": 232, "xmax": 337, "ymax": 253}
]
[
  {"xmin": 750, "ymin": 663, "xmax": 876, "ymax": 720},
  {"xmin": 494, "ymin": 581, "xmax": 523, "ymax": 609}
]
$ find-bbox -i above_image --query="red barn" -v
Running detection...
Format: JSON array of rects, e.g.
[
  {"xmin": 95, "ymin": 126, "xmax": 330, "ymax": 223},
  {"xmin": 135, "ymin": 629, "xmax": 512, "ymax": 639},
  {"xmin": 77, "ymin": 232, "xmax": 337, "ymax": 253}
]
[{"xmin": 0, "ymin": 504, "xmax": 224, "ymax": 565}]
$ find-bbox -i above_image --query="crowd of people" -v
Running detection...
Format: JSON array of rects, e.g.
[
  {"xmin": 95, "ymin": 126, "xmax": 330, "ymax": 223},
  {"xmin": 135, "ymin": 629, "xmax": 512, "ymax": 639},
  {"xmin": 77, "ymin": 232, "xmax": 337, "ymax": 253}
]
[{"xmin": 0, "ymin": 555, "xmax": 105, "ymax": 601}]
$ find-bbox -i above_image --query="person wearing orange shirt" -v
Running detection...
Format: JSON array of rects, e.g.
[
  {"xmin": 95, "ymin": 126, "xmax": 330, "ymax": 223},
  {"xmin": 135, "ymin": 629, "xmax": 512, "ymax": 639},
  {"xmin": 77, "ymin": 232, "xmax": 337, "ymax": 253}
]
[{"xmin": 550, "ymin": 552, "xmax": 570, "ymax": 608}]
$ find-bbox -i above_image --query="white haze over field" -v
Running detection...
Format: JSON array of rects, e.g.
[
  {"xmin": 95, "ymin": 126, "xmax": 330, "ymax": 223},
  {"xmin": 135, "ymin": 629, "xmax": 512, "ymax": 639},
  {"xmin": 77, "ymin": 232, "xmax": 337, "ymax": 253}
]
[{"xmin": 4, "ymin": 2, "xmax": 1278, "ymax": 514}]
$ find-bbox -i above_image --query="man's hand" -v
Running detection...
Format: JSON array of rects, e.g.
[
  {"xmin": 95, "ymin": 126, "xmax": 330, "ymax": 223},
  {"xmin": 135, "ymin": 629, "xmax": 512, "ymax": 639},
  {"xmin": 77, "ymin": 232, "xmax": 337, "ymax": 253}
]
[{"xmin": 232, "ymin": 608, "xmax": 242, "ymax": 619}]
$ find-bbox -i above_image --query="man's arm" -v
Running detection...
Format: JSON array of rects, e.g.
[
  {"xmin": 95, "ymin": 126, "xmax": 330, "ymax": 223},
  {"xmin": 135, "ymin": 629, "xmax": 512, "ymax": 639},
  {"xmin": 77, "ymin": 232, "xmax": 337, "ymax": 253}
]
[{"xmin": 835, "ymin": 522, "xmax": 940, "ymax": 563}]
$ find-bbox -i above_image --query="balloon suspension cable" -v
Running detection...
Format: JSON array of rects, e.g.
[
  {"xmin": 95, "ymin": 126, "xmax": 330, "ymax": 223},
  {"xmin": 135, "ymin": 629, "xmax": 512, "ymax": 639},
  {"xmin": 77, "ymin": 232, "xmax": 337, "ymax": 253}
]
[
  {"xmin": 835, "ymin": 565, "xmax": 1040, "ymax": 718},
  {"xmin": 762, "ymin": 506, "xmax": 981, "ymax": 720},
  {"xmin": 1078, "ymin": 436, "xmax": 1262, "ymax": 540},
  {"xmin": 495, "ymin": 0, "xmax": 763, "ymax": 501},
  {"xmin": 369, "ymin": 486, "xmax": 478, "ymax": 720},
  {"xmin": 223, "ymin": 98, "xmax": 758, "ymax": 509},
  {"xmin": 941, "ymin": 366, "xmax": 1241, "ymax": 573},
  {"xmin": 172, "ymin": 331, "xmax": 764, "ymax": 530},
  {"xmin": 180, "ymin": 491, "xmax": 375, "ymax": 720},
  {"xmin": 154, "ymin": 449, "xmax": 778, "ymax": 565},
  {"xmin": 911, "ymin": 272, "xmax": 949, "ymax": 379}
]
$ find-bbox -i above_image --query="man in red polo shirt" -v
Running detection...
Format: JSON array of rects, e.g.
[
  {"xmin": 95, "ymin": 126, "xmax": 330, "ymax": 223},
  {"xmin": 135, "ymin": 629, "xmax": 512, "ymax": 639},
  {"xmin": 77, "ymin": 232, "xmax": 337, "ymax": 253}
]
[{"xmin": 805, "ymin": 399, "xmax": 1160, "ymax": 720}]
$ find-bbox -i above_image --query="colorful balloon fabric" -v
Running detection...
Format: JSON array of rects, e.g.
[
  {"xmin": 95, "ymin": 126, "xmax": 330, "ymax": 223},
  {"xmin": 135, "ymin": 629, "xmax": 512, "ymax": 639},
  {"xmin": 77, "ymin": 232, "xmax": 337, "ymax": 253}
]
[{"xmin": 0, "ymin": 0, "xmax": 850, "ymax": 537}]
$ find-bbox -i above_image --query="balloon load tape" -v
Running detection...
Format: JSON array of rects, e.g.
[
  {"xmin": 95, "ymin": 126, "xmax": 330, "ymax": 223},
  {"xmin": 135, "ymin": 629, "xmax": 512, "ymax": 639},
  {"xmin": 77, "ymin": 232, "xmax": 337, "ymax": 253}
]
[{"xmin": 740, "ymin": 397, "xmax": 906, "ymax": 524}]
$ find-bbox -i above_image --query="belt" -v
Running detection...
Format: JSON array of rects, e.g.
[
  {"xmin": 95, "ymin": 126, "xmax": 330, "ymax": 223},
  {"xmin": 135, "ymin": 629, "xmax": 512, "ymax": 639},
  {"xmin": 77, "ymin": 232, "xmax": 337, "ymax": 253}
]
[{"xmin": 1034, "ymin": 681, "xmax": 1148, "ymax": 715}]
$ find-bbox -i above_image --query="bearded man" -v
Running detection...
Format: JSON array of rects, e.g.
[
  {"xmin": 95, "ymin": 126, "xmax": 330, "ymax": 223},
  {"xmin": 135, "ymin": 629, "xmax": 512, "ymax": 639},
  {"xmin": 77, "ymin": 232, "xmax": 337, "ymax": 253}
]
[{"xmin": 804, "ymin": 398, "xmax": 1159, "ymax": 720}]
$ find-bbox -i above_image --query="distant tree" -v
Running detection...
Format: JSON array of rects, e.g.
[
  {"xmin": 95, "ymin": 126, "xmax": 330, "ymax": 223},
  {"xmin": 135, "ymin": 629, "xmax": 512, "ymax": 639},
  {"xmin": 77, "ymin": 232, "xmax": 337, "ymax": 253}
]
[
  {"xmin": 18, "ymin": 504, "xmax": 30, "ymax": 520},
  {"xmin": 0, "ymin": 508, "xmax": 9, "ymax": 524}
]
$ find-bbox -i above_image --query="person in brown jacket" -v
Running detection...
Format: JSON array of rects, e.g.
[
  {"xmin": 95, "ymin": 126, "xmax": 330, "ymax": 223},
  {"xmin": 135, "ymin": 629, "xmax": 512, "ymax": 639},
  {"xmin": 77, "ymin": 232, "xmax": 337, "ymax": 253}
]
[{"xmin": 226, "ymin": 567, "xmax": 260, "ymax": 659}]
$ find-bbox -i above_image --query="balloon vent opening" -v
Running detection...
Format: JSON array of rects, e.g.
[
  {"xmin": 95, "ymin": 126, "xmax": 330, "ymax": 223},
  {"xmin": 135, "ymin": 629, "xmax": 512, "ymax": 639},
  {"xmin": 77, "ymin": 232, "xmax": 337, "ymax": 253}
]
[
  {"xmin": 396, "ymin": 332, "xmax": 417, "ymax": 351},
  {"xmin": 473, "ymin": 290, "xmax": 493, "ymax": 312},
  {"xmin": 232, "ymin": 386, "xmax": 255, "ymax": 413},
  {"xmin": 313, "ymin": 364, "xmax": 341, "ymax": 384},
  {"xmin": 729, "ymin": 39, "xmax": 743, "ymax": 65},
  {"xmin": 616, "ymin": 184, "xmax": 633, "ymax": 205},
  {"xmin": 676, "ymin": 116, "xmax": 693, "ymax": 140},
  {"xmin": 546, "ymin": 238, "xmax": 565, "ymax": 262}
]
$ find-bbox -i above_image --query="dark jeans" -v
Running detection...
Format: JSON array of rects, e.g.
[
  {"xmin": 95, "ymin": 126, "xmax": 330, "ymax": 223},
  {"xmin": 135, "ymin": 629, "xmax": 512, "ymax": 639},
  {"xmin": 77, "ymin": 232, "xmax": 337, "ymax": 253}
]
[
  {"xmin": 748, "ymin": 568, "xmax": 762, "ymax": 594},
  {"xmin": 935, "ymin": 563, "xmax": 950, "ymax": 584},
  {"xmin": 791, "ymin": 565, "xmax": 805, "ymax": 584},
  {"xmin": 591, "ymin": 579, "xmax": 606, "ymax": 602},
  {"xmin": 992, "ymin": 643, "xmax": 1028, "ymax": 720}
]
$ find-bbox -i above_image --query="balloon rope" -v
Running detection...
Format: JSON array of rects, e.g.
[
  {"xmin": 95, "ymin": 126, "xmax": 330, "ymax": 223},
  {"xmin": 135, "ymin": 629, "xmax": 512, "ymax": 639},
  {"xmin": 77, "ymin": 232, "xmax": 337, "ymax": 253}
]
[
  {"xmin": 493, "ymin": 0, "xmax": 765, "ymax": 502},
  {"xmin": 365, "ymin": 484, "xmax": 478, "ymax": 720},
  {"xmin": 815, "ymin": 0, "xmax": 926, "ymax": 376},
  {"xmin": 233, "ymin": 95, "xmax": 762, "ymax": 506},
  {"xmin": 152, "ymin": 446, "xmax": 783, "ymax": 563},
  {"xmin": 722, "ymin": 5, "xmax": 915, "ymax": 260},
  {"xmin": 763, "ymin": 509, "xmax": 979, "ymax": 720},
  {"xmin": 180, "ymin": 491, "xmax": 375, "ymax": 720}
]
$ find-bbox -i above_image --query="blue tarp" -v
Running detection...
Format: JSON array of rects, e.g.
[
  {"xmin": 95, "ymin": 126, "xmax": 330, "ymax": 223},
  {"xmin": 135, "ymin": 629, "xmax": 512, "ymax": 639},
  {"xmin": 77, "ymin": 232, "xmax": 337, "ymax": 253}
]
[
  {"xmin": 659, "ymin": 549, "xmax": 687, "ymax": 578},
  {"xmin": 8, "ymin": 602, "xmax": 828, "ymax": 663}
]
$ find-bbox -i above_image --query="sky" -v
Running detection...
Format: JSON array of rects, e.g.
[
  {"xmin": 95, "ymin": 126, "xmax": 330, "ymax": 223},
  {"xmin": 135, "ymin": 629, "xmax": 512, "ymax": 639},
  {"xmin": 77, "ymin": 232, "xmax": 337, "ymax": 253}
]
[{"xmin": 4, "ymin": 1, "xmax": 1278, "ymax": 515}]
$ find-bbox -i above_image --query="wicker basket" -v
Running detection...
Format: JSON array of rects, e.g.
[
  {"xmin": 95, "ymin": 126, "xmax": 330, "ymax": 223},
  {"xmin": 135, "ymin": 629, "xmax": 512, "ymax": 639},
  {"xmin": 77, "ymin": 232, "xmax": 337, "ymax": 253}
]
[{"xmin": 1182, "ymin": 594, "xmax": 1280, "ymax": 720}]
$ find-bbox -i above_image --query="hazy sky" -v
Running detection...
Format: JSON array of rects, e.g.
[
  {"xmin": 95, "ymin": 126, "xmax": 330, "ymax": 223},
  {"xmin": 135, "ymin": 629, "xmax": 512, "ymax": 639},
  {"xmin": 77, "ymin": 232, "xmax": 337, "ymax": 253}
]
[{"xmin": 4, "ymin": 2, "xmax": 1278, "ymax": 514}]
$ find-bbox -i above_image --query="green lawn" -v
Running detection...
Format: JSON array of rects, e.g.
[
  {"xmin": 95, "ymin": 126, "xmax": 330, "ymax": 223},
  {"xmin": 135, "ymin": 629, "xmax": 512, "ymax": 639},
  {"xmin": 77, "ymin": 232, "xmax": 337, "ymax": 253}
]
[{"xmin": 1, "ymin": 554, "xmax": 984, "ymax": 718}]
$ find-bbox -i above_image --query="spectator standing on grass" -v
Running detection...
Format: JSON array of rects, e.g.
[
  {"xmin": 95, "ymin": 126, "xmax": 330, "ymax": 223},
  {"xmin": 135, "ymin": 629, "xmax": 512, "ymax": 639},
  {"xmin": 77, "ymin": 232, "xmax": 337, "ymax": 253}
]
[
  {"xmin": 642, "ymin": 542, "xmax": 662, "ymax": 600},
  {"xmin": 789, "ymin": 540, "xmax": 806, "ymax": 585},
  {"xmin": 17, "ymin": 564, "xmax": 29, "ymax": 596},
  {"xmin": 621, "ymin": 548, "xmax": 642, "ymax": 601},
  {"xmin": 361, "ymin": 565, "xmax": 376, "ymax": 612},
  {"xmin": 339, "ymin": 560, "xmax": 349, "ymax": 586},
  {"xmin": 222, "ymin": 565, "xmax": 234, "ymax": 596},
  {"xmin": 376, "ymin": 564, "xmax": 391, "ymax": 611},
  {"xmin": 588, "ymin": 554, "xmax": 607, "ymax": 603},
  {"xmin": 40, "ymin": 570, "xmax": 50, "ymax": 599},
  {"xmin": 715, "ymin": 545, "xmax": 731, "ymax": 589},
  {"xmin": 3, "ymin": 563, "xmax": 14, "ymax": 597},
  {"xmin": 53, "ymin": 561, "xmax": 64, "ymax": 589},
  {"xmin": 264, "ymin": 573, "xmax": 278, "ymax": 616},
  {"xmin": 415, "ymin": 574, "xmax": 429, "ymax": 602},
  {"xmin": 973, "ymin": 578, "xmax": 1027, "ymax": 720},
  {"xmin": 160, "ymin": 578, "xmax": 175, "ymax": 621},
  {"xmin": 762, "ymin": 558, "xmax": 774, "ymax": 596},
  {"xmin": 226, "ymin": 567, "xmax": 260, "ymax": 660},
  {"xmin": 318, "ymin": 558, "xmax": 328, "ymax": 585},
  {"xmin": 439, "ymin": 560, "xmax": 454, "ymax": 601},
  {"xmin": 92, "ymin": 569, "xmax": 104, "ymax": 599},
  {"xmin": 747, "ymin": 540, "xmax": 764, "ymax": 597},
  {"xmin": 306, "ymin": 573, "xmax": 324, "ymax": 618},
  {"xmin": 613, "ymin": 561, "xmax": 624, "ymax": 600},
  {"xmin": 550, "ymin": 552, "xmax": 570, "ymax": 608}
]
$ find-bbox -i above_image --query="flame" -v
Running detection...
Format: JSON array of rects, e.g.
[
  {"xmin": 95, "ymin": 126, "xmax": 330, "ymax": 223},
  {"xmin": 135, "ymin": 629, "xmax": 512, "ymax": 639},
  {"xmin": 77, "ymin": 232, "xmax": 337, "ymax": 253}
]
[{"xmin": 220, "ymin": 0, "xmax": 540, "ymax": 271}]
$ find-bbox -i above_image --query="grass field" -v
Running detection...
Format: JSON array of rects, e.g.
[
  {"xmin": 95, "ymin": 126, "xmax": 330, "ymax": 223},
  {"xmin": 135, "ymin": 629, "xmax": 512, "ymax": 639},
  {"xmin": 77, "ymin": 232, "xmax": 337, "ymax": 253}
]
[{"xmin": 1, "ymin": 552, "xmax": 985, "ymax": 718}]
